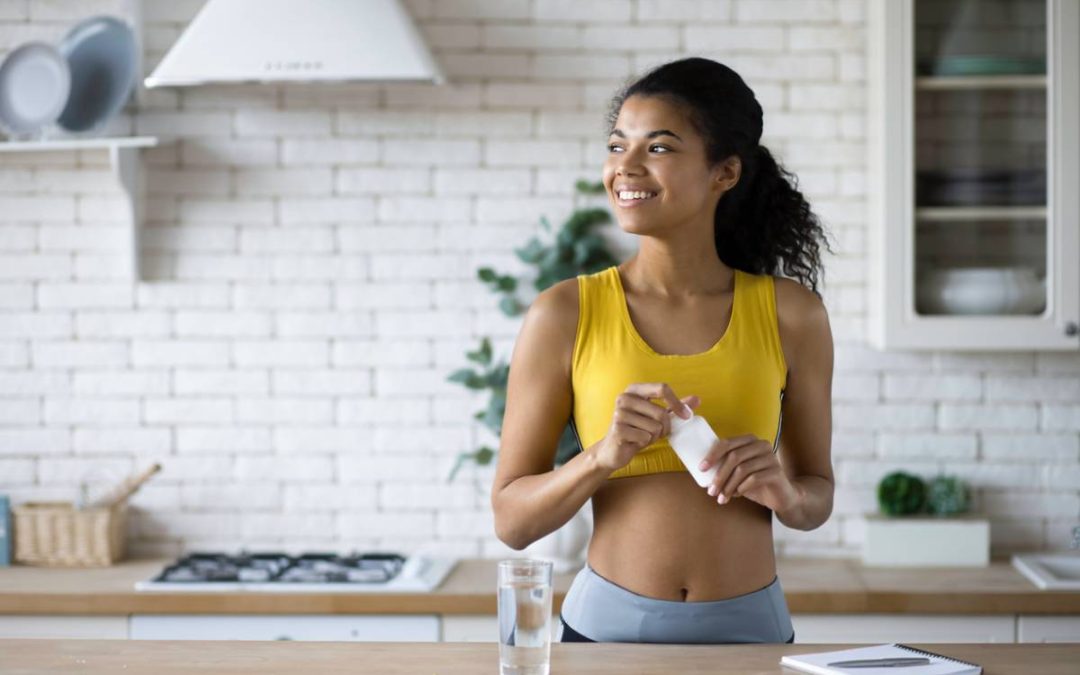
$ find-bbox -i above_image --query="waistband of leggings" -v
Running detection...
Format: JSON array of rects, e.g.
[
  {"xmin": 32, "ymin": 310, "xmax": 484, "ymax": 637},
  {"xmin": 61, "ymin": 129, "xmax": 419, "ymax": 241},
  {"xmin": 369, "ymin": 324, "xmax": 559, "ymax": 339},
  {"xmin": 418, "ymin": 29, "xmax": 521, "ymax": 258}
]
[{"xmin": 560, "ymin": 563, "xmax": 792, "ymax": 643}]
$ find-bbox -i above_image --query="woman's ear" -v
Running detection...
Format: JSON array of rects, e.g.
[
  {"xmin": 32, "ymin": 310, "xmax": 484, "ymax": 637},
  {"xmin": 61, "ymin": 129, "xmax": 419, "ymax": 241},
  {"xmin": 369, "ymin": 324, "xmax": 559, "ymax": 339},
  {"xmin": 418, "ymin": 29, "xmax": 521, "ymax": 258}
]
[{"xmin": 714, "ymin": 155, "xmax": 742, "ymax": 194}]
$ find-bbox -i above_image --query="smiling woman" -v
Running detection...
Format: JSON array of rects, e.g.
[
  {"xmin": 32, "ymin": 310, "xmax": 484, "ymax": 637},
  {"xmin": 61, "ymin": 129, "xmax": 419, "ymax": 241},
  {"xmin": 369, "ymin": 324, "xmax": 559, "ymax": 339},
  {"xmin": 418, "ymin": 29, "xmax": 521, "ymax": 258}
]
[{"xmin": 491, "ymin": 57, "xmax": 836, "ymax": 646}]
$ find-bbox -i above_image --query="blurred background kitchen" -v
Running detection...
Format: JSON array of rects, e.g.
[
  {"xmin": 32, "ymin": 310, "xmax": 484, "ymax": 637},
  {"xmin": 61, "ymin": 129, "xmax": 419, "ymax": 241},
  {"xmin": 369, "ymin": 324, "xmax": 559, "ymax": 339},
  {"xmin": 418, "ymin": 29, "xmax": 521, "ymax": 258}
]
[{"xmin": 0, "ymin": 0, "xmax": 1077, "ymax": 646}]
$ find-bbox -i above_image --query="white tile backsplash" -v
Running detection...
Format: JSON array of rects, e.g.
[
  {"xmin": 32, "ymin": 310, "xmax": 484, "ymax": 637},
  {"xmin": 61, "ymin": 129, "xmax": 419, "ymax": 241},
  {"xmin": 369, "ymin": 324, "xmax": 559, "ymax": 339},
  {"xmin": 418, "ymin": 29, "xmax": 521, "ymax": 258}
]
[{"xmin": 0, "ymin": 0, "xmax": 1077, "ymax": 558}]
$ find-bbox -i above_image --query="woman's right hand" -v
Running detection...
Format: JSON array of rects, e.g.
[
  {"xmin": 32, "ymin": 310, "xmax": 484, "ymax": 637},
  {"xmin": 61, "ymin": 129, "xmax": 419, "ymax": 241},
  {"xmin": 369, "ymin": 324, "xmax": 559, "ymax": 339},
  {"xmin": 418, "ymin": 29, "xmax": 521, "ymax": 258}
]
[{"xmin": 592, "ymin": 382, "xmax": 700, "ymax": 473}]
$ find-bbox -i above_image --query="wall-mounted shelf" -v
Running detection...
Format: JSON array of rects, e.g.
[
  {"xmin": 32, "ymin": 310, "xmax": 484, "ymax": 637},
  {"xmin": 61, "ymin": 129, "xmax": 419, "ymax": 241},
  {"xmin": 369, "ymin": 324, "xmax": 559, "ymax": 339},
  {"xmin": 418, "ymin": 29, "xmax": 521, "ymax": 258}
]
[
  {"xmin": 915, "ymin": 75, "xmax": 1047, "ymax": 90},
  {"xmin": 0, "ymin": 137, "xmax": 157, "ymax": 152},
  {"xmin": 915, "ymin": 206, "xmax": 1048, "ymax": 222},
  {"xmin": 0, "ymin": 136, "xmax": 159, "ymax": 280}
]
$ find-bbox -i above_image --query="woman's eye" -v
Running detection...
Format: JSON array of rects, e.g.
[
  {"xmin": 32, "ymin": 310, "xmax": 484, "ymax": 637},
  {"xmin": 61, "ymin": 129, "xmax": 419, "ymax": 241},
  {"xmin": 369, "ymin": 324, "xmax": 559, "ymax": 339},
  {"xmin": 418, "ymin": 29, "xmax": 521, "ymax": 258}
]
[{"xmin": 606, "ymin": 143, "xmax": 669, "ymax": 153}]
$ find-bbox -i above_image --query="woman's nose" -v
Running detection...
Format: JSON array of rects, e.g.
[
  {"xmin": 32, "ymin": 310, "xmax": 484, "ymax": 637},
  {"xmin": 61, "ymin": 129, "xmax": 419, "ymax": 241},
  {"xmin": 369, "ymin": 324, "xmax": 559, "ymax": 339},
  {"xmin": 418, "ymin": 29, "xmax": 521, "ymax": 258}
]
[{"xmin": 615, "ymin": 152, "xmax": 645, "ymax": 176}]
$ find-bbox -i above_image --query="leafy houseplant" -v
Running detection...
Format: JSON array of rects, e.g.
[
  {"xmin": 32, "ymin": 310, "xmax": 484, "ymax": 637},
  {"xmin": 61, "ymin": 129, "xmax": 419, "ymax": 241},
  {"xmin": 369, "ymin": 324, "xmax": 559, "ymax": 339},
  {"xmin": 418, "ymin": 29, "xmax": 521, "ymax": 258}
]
[
  {"xmin": 876, "ymin": 471, "xmax": 972, "ymax": 517},
  {"xmin": 865, "ymin": 471, "xmax": 986, "ymax": 567},
  {"xmin": 876, "ymin": 471, "xmax": 927, "ymax": 516},
  {"xmin": 447, "ymin": 180, "xmax": 620, "ymax": 481},
  {"xmin": 925, "ymin": 475, "xmax": 971, "ymax": 516}
]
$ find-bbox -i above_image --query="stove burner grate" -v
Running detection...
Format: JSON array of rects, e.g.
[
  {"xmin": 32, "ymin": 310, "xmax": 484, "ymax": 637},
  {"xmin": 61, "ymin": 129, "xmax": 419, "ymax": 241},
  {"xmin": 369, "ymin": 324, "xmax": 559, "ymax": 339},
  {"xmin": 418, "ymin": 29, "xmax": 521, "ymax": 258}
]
[{"xmin": 156, "ymin": 551, "xmax": 407, "ymax": 585}]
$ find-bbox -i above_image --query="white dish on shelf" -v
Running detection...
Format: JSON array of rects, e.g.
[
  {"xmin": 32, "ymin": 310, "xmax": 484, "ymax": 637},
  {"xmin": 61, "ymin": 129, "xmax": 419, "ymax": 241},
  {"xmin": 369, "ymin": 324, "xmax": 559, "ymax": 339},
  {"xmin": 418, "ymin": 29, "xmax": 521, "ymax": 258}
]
[
  {"xmin": 0, "ymin": 41, "xmax": 71, "ymax": 138},
  {"xmin": 57, "ymin": 15, "xmax": 138, "ymax": 133},
  {"xmin": 917, "ymin": 265, "xmax": 1046, "ymax": 315}
]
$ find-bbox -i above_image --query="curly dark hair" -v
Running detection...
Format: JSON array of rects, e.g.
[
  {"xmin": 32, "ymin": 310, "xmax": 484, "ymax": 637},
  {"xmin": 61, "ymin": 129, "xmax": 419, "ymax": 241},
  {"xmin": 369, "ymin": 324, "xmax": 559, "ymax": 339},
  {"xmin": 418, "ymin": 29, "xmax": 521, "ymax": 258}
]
[{"xmin": 607, "ymin": 57, "xmax": 831, "ymax": 295}]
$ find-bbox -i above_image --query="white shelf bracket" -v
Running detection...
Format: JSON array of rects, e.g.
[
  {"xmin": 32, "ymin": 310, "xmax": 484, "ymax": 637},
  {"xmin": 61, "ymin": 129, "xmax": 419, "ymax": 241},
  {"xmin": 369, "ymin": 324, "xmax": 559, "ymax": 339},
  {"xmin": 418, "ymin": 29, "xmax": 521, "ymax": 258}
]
[
  {"xmin": 0, "ymin": 137, "xmax": 158, "ymax": 282},
  {"xmin": 109, "ymin": 144, "xmax": 144, "ymax": 281}
]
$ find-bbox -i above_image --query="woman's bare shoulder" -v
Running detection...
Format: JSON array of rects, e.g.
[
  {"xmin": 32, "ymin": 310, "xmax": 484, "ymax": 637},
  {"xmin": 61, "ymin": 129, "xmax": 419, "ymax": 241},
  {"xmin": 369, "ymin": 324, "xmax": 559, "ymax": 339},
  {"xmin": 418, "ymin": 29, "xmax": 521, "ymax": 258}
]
[
  {"xmin": 529, "ymin": 277, "xmax": 580, "ymax": 329},
  {"xmin": 772, "ymin": 276, "xmax": 831, "ymax": 367},
  {"xmin": 773, "ymin": 276, "xmax": 825, "ymax": 317},
  {"xmin": 517, "ymin": 277, "xmax": 581, "ymax": 369}
]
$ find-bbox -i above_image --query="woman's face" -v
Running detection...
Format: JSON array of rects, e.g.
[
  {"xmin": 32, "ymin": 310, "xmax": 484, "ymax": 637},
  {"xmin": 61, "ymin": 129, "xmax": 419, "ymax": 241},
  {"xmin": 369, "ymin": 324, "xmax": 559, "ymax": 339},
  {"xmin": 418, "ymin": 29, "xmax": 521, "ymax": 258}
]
[{"xmin": 602, "ymin": 94, "xmax": 739, "ymax": 237}]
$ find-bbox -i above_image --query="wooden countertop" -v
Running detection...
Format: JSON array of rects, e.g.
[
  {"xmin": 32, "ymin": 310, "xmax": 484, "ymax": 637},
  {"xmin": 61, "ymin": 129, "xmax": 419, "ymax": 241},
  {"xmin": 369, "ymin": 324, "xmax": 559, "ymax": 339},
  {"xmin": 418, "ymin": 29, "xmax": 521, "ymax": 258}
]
[
  {"xmin": 0, "ymin": 557, "xmax": 1077, "ymax": 616},
  {"xmin": 1, "ymin": 639, "xmax": 1077, "ymax": 674}
]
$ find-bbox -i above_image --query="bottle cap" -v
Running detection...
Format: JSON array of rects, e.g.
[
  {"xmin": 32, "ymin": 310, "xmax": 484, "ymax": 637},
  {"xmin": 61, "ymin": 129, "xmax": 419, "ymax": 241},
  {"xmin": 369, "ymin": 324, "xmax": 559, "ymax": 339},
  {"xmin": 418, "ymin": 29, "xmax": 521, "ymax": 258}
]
[{"xmin": 669, "ymin": 407, "xmax": 693, "ymax": 432}]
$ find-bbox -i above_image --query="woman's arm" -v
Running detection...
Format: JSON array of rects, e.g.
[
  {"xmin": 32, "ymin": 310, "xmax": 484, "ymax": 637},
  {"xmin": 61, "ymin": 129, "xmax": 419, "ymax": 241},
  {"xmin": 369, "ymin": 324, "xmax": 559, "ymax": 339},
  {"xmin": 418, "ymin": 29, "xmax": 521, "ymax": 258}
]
[
  {"xmin": 669, "ymin": 276, "xmax": 836, "ymax": 531},
  {"xmin": 491, "ymin": 279, "xmax": 611, "ymax": 550},
  {"xmin": 771, "ymin": 276, "xmax": 835, "ymax": 531}
]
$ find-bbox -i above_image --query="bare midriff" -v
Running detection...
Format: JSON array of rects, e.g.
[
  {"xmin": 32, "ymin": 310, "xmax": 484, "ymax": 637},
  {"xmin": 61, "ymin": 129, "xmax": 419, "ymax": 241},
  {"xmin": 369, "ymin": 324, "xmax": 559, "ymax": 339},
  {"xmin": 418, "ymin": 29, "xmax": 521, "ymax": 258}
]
[
  {"xmin": 586, "ymin": 471, "xmax": 777, "ymax": 602},
  {"xmin": 583, "ymin": 263, "xmax": 779, "ymax": 602}
]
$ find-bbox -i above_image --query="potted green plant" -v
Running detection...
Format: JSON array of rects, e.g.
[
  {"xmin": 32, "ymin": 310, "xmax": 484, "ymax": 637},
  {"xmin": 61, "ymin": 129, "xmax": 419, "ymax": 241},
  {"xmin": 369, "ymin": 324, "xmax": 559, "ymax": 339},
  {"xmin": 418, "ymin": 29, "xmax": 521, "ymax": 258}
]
[
  {"xmin": 863, "ymin": 471, "xmax": 988, "ymax": 567},
  {"xmin": 446, "ymin": 180, "xmax": 619, "ymax": 481},
  {"xmin": 446, "ymin": 180, "xmax": 620, "ymax": 569}
]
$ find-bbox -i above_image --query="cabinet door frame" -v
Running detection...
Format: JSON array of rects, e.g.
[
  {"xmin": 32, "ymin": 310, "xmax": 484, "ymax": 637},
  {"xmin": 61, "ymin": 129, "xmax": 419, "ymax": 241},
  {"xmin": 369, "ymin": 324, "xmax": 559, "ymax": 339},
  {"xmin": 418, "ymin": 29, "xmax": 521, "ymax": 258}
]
[{"xmin": 868, "ymin": 0, "xmax": 1080, "ymax": 351}]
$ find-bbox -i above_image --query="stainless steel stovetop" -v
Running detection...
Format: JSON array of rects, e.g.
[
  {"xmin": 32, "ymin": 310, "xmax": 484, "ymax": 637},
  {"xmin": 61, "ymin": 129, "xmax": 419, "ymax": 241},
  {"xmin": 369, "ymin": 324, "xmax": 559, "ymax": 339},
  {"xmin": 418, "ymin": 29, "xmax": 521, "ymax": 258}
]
[{"xmin": 135, "ymin": 551, "xmax": 457, "ymax": 593}]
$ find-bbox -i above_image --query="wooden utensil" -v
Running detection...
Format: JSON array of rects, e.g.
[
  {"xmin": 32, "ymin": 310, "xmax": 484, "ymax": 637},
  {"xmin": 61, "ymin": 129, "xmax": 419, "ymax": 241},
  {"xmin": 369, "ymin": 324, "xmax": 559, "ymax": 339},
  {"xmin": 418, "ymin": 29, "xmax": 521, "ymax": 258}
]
[{"xmin": 90, "ymin": 463, "xmax": 162, "ymax": 509}]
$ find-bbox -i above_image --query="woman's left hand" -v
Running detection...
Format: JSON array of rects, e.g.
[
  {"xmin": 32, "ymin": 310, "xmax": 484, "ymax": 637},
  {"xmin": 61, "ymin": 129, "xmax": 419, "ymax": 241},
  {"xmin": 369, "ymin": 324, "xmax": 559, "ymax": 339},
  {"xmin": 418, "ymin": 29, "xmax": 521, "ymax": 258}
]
[{"xmin": 699, "ymin": 435, "xmax": 799, "ymax": 513}]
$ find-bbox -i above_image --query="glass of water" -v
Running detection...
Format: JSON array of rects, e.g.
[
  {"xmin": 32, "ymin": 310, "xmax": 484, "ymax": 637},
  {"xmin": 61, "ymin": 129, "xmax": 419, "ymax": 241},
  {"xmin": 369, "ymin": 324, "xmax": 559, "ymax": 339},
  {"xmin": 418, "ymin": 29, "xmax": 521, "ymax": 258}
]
[{"xmin": 497, "ymin": 559, "xmax": 553, "ymax": 675}]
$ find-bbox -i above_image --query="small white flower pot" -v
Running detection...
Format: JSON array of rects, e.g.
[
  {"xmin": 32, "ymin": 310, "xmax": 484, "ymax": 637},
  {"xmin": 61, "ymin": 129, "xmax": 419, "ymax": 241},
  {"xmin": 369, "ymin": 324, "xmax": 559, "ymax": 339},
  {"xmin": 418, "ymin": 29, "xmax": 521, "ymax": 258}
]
[{"xmin": 862, "ymin": 512, "xmax": 990, "ymax": 567}]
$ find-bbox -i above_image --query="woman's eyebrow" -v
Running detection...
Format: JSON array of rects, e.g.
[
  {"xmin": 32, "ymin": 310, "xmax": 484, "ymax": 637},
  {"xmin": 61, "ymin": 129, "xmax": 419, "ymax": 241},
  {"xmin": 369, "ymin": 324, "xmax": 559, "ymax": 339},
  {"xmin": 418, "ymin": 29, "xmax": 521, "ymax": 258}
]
[{"xmin": 609, "ymin": 128, "xmax": 683, "ymax": 142}]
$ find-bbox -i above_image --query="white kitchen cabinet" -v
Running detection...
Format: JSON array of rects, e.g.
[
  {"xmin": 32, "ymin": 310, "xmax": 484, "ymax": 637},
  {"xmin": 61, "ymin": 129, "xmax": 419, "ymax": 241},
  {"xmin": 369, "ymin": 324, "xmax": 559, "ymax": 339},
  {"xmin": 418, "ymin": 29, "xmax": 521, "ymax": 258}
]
[
  {"xmin": 0, "ymin": 615, "xmax": 128, "ymax": 639},
  {"xmin": 129, "ymin": 614, "xmax": 439, "ymax": 642},
  {"xmin": 440, "ymin": 614, "xmax": 561, "ymax": 643},
  {"xmin": 441, "ymin": 616, "xmax": 499, "ymax": 642},
  {"xmin": 868, "ymin": 0, "xmax": 1080, "ymax": 350},
  {"xmin": 445, "ymin": 614, "xmax": 1021, "ymax": 644},
  {"xmin": 790, "ymin": 614, "xmax": 1016, "ymax": 643},
  {"xmin": 2, "ymin": 612, "xmax": 1069, "ymax": 643},
  {"xmin": 1017, "ymin": 615, "xmax": 1080, "ymax": 642}
]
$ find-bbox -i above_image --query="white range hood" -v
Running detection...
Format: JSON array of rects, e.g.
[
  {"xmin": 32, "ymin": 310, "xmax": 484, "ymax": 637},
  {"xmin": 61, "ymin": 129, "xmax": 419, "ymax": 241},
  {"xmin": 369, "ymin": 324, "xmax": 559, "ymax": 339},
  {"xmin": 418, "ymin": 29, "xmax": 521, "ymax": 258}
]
[{"xmin": 144, "ymin": 0, "xmax": 445, "ymax": 87}]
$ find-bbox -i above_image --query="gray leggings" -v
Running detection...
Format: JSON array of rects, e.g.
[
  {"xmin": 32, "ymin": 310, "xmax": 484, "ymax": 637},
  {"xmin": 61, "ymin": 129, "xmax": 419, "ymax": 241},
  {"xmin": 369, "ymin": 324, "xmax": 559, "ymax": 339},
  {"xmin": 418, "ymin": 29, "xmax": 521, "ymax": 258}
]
[{"xmin": 559, "ymin": 563, "xmax": 794, "ymax": 644}]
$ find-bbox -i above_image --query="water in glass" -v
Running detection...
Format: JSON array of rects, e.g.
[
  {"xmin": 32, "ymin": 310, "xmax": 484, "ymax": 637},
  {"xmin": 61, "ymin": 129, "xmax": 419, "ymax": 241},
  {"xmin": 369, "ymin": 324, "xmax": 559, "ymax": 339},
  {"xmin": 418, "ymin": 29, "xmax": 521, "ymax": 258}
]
[{"xmin": 498, "ymin": 560, "xmax": 552, "ymax": 675}]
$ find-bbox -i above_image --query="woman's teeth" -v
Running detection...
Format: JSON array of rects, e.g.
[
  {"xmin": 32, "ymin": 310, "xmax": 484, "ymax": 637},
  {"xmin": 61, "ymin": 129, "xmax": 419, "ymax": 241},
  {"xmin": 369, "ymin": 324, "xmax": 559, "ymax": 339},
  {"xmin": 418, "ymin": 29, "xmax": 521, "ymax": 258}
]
[{"xmin": 618, "ymin": 191, "xmax": 657, "ymax": 201}]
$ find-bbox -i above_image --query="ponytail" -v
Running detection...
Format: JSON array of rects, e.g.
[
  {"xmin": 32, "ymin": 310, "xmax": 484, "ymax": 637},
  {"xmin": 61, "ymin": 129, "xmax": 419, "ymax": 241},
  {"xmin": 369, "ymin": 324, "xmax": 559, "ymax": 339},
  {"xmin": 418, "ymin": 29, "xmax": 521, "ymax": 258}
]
[{"xmin": 714, "ymin": 144, "xmax": 829, "ymax": 295}]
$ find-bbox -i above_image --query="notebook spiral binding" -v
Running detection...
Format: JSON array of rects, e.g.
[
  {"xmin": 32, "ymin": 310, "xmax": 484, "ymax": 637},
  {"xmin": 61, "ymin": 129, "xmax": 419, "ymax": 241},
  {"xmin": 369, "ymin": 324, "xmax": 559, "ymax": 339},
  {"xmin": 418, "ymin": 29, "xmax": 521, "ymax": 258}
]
[{"xmin": 896, "ymin": 644, "xmax": 981, "ymax": 668}]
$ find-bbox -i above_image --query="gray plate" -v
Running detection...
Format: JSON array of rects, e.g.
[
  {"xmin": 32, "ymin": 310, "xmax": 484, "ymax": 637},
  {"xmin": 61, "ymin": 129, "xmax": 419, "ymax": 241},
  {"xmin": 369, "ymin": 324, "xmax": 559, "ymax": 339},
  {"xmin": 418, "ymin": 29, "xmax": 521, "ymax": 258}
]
[
  {"xmin": 0, "ymin": 41, "xmax": 71, "ymax": 137},
  {"xmin": 57, "ymin": 15, "xmax": 137, "ymax": 133}
]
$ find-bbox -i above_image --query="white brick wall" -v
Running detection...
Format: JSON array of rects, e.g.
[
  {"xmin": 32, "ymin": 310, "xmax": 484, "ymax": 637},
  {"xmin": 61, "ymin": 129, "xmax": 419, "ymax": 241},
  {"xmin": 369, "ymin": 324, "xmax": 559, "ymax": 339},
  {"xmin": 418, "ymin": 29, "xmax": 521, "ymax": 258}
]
[{"xmin": 0, "ymin": 0, "xmax": 1077, "ymax": 560}]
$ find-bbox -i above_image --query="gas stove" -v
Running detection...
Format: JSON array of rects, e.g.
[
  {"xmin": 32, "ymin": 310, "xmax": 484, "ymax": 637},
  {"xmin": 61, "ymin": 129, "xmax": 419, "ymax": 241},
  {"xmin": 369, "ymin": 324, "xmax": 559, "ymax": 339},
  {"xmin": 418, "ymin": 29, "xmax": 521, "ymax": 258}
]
[{"xmin": 135, "ymin": 551, "xmax": 457, "ymax": 593}]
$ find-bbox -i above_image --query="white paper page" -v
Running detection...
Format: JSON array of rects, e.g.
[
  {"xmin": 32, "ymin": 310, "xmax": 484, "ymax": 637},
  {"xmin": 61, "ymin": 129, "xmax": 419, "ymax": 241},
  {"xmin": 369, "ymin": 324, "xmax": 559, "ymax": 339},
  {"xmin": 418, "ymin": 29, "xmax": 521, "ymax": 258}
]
[{"xmin": 780, "ymin": 643, "xmax": 980, "ymax": 675}]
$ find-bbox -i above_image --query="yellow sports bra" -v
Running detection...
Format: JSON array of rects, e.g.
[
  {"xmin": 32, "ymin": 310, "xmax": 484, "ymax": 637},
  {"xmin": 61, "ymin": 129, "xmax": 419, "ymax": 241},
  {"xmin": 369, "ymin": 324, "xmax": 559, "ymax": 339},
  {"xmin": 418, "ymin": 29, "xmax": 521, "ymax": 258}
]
[{"xmin": 570, "ymin": 266, "xmax": 788, "ymax": 480}]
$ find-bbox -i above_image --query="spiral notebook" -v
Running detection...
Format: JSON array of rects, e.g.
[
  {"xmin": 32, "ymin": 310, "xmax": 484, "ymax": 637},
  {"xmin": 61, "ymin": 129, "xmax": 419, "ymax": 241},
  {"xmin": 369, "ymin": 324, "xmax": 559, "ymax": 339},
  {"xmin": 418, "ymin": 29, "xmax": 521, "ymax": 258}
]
[{"xmin": 780, "ymin": 643, "xmax": 982, "ymax": 675}]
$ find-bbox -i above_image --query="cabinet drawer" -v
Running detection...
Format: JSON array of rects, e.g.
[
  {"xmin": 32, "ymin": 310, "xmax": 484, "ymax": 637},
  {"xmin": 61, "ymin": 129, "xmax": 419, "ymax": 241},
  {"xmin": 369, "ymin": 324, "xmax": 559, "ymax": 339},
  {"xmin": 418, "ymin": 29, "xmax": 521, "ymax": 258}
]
[
  {"xmin": 441, "ymin": 615, "xmax": 561, "ymax": 643},
  {"xmin": 130, "ymin": 614, "xmax": 439, "ymax": 642},
  {"xmin": 0, "ymin": 616, "xmax": 128, "ymax": 639},
  {"xmin": 1017, "ymin": 615, "xmax": 1080, "ymax": 643},
  {"xmin": 791, "ymin": 614, "xmax": 1015, "ymax": 643}
]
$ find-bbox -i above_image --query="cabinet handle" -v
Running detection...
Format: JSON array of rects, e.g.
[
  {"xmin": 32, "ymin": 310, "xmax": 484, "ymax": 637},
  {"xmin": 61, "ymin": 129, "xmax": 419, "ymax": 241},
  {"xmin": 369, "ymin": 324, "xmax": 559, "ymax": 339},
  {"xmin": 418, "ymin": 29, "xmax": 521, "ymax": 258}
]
[{"xmin": 1067, "ymin": 322, "xmax": 1079, "ymax": 337}]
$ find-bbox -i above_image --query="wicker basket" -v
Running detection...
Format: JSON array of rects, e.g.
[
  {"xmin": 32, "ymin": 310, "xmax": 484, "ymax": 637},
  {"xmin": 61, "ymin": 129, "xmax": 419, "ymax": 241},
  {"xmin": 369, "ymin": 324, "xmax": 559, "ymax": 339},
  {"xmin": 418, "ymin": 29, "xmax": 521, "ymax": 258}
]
[{"xmin": 12, "ymin": 502, "xmax": 127, "ymax": 567}]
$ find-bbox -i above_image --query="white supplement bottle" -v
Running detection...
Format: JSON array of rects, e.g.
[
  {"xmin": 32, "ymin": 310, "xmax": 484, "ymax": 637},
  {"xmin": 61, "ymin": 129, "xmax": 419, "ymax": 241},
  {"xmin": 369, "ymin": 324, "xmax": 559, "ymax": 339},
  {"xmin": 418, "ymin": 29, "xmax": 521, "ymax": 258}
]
[{"xmin": 667, "ymin": 410, "xmax": 720, "ymax": 488}]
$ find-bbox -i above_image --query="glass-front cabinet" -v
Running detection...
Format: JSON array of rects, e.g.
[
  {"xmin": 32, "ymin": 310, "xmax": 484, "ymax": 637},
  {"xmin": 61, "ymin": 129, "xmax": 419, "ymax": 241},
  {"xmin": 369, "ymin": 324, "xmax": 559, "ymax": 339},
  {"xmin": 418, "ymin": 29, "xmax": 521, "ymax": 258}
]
[{"xmin": 869, "ymin": 0, "xmax": 1079, "ymax": 350}]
